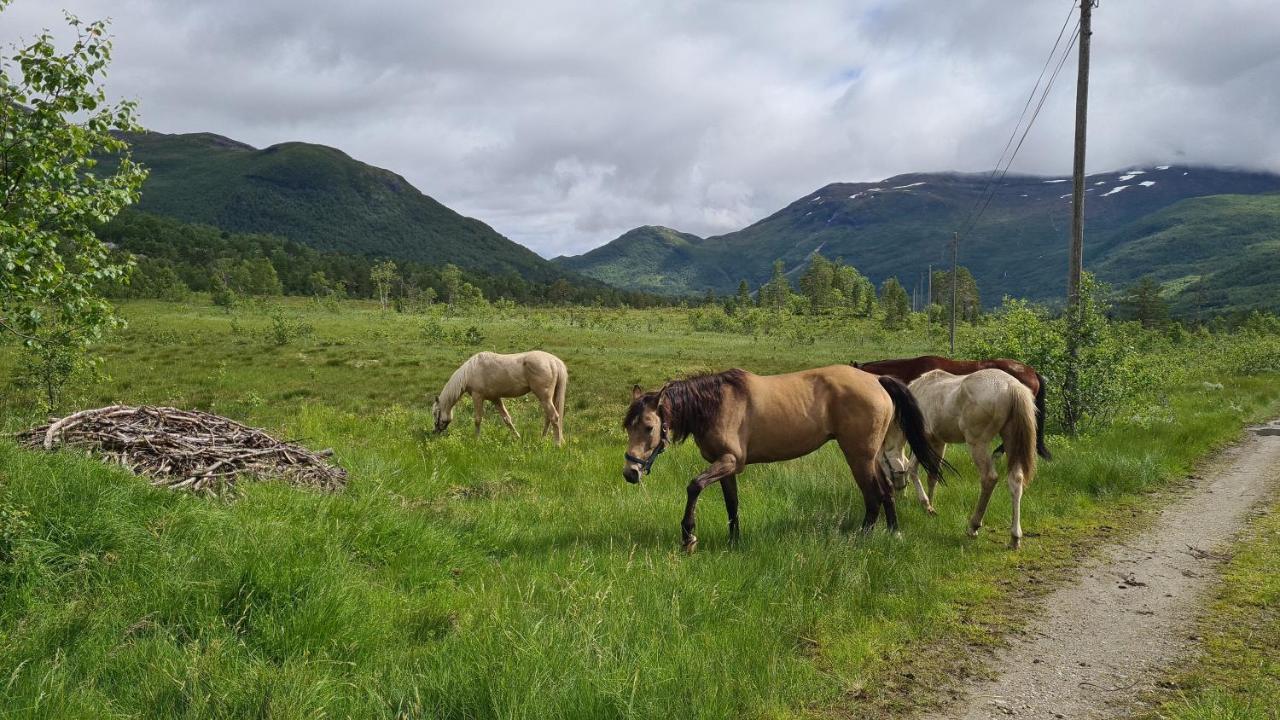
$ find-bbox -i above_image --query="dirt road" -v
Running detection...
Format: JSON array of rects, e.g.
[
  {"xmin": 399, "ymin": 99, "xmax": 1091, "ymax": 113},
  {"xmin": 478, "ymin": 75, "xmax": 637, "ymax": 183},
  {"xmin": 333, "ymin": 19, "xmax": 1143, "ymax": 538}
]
[{"xmin": 920, "ymin": 420, "xmax": 1280, "ymax": 719}]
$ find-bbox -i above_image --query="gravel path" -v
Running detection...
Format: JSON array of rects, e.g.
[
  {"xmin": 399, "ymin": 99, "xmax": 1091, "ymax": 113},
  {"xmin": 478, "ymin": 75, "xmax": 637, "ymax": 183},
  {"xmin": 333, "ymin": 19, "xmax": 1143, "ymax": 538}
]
[{"xmin": 921, "ymin": 419, "xmax": 1280, "ymax": 720}]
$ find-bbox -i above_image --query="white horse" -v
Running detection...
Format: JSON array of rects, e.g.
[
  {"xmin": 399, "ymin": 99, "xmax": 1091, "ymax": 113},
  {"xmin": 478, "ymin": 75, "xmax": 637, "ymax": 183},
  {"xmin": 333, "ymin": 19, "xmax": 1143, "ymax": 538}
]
[
  {"xmin": 431, "ymin": 350, "xmax": 568, "ymax": 445},
  {"xmin": 883, "ymin": 369, "xmax": 1038, "ymax": 548}
]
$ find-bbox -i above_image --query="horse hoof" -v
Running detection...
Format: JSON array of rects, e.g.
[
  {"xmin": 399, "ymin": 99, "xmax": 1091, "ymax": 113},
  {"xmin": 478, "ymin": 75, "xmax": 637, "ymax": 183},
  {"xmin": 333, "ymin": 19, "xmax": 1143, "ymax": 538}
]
[
  {"xmin": 926, "ymin": 505, "xmax": 937, "ymax": 516},
  {"xmin": 683, "ymin": 536, "xmax": 698, "ymax": 554},
  {"xmin": 1009, "ymin": 536, "xmax": 1022, "ymax": 550},
  {"xmin": 967, "ymin": 526, "xmax": 980, "ymax": 538}
]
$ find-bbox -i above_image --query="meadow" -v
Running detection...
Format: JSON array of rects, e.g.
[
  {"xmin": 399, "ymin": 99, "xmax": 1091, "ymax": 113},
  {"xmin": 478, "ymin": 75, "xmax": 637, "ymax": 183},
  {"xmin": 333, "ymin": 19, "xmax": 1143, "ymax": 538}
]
[{"xmin": 2, "ymin": 299, "xmax": 1278, "ymax": 719}]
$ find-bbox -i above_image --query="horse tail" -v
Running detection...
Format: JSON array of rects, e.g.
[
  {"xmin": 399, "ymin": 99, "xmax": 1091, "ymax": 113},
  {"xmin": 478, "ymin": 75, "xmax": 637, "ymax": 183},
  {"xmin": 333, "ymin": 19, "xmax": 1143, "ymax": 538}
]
[
  {"xmin": 553, "ymin": 359, "xmax": 568, "ymax": 422},
  {"xmin": 1033, "ymin": 371, "xmax": 1052, "ymax": 460},
  {"xmin": 878, "ymin": 376, "xmax": 950, "ymax": 481},
  {"xmin": 1005, "ymin": 384, "xmax": 1038, "ymax": 486}
]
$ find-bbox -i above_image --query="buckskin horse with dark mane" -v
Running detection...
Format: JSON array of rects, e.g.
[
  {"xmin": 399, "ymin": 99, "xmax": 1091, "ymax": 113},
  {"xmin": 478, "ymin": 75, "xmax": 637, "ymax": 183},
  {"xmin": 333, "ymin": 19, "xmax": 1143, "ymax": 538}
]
[
  {"xmin": 621, "ymin": 365, "xmax": 948, "ymax": 551},
  {"xmin": 852, "ymin": 355, "xmax": 1052, "ymax": 460}
]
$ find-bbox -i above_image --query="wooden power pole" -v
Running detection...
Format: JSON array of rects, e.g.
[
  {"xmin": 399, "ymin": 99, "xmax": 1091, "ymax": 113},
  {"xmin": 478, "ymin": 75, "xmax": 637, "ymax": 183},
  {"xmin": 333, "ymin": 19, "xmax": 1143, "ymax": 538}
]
[
  {"xmin": 949, "ymin": 232, "xmax": 958, "ymax": 355},
  {"xmin": 1067, "ymin": 0, "xmax": 1094, "ymax": 306},
  {"xmin": 1064, "ymin": 0, "xmax": 1095, "ymax": 434}
]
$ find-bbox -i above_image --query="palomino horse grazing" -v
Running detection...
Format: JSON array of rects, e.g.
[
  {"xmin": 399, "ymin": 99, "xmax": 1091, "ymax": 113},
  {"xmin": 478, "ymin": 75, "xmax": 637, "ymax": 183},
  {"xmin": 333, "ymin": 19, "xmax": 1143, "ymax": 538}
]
[
  {"xmin": 621, "ymin": 365, "xmax": 947, "ymax": 551},
  {"xmin": 853, "ymin": 355, "xmax": 1052, "ymax": 460},
  {"xmin": 883, "ymin": 369, "xmax": 1038, "ymax": 549},
  {"xmin": 431, "ymin": 350, "xmax": 568, "ymax": 446}
]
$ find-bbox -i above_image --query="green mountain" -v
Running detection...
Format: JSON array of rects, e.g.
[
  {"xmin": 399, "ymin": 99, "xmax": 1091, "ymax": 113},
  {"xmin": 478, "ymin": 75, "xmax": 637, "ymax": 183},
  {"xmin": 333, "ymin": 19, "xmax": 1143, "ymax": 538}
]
[
  {"xmin": 553, "ymin": 226, "xmax": 729, "ymax": 295},
  {"xmin": 558, "ymin": 166, "xmax": 1280, "ymax": 315},
  {"xmin": 107, "ymin": 131, "xmax": 565, "ymax": 282}
]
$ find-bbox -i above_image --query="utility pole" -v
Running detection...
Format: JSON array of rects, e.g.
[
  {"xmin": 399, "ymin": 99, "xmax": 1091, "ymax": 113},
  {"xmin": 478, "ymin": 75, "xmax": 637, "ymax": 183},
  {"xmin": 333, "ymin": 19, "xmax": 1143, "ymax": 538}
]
[
  {"xmin": 926, "ymin": 263, "xmax": 933, "ymax": 344},
  {"xmin": 950, "ymin": 232, "xmax": 958, "ymax": 355},
  {"xmin": 1067, "ymin": 0, "xmax": 1094, "ymax": 307},
  {"xmin": 1064, "ymin": 0, "xmax": 1095, "ymax": 434}
]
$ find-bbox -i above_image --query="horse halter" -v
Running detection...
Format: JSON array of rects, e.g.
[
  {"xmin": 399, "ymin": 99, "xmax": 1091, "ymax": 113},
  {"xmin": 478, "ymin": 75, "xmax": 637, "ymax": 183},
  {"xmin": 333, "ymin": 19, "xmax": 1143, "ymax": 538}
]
[{"xmin": 626, "ymin": 420, "xmax": 671, "ymax": 475}]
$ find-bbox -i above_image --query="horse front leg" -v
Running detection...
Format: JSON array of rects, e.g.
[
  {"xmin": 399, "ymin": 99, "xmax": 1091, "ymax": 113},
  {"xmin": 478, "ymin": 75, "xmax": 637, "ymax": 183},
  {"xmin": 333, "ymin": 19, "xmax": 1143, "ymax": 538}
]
[
  {"xmin": 721, "ymin": 475, "xmax": 740, "ymax": 544},
  {"xmin": 681, "ymin": 454, "xmax": 740, "ymax": 553},
  {"xmin": 494, "ymin": 398, "xmax": 521, "ymax": 439},
  {"xmin": 907, "ymin": 455, "xmax": 935, "ymax": 515},
  {"xmin": 920, "ymin": 440, "xmax": 946, "ymax": 514},
  {"xmin": 471, "ymin": 392, "xmax": 485, "ymax": 438}
]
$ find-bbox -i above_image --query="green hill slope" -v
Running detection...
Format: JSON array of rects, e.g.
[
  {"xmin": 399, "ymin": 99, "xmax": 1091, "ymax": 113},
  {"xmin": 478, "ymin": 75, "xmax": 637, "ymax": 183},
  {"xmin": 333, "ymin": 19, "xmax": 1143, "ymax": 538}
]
[
  {"xmin": 554, "ymin": 226, "xmax": 730, "ymax": 294},
  {"xmin": 107, "ymin": 132, "xmax": 565, "ymax": 282},
  {"xmin": 1093, "ymin": 194, "xmax": 1280, "ymax": 316}
]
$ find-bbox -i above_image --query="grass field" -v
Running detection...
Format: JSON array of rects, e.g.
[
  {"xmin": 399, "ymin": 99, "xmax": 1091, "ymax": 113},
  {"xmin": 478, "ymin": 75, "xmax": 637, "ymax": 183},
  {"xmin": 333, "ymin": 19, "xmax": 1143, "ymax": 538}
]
[{"xmin": 2, "ymin": 299, "xmax": 1278, "ymax": 719}]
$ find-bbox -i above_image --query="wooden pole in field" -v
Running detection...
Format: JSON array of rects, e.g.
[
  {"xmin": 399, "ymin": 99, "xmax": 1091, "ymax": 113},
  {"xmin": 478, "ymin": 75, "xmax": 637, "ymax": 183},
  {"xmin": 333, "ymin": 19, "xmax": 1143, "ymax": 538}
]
[
  {"xmin": 950, "ymin": 232, "xmax": 958, "ymax": 355},
  {"xmin": 1067, "ymin": 0, "xmax": 1093, "ymax": 307},
  {"xmin": 1064, "ymin": 0, "xmax": 1095, "ymax": 434}
]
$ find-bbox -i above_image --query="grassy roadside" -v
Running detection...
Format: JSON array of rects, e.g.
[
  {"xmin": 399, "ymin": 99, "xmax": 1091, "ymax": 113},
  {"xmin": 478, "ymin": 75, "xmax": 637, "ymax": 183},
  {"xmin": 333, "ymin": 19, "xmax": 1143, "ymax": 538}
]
[
  {"xmin": 1138, "ymin": 499, "xmax": 1280, "ymax": 720},
  {"xmin": 1, "ymin": 301, "xmax": 1278, "ymax": 719}
]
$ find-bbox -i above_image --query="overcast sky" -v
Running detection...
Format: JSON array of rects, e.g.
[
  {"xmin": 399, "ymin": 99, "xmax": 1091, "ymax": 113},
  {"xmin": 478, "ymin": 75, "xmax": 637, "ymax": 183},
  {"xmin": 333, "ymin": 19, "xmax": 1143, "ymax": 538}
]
[{"xmin": 3, "ymin": 0, "xmax": 1278, "ymax": 257}]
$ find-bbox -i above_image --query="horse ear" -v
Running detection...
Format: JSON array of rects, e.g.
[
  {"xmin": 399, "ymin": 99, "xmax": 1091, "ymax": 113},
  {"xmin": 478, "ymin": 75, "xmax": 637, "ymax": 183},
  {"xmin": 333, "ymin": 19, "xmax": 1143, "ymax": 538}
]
[{"xmin": 631, "ymin": 384, "xmax": 644, "ymax": 401}]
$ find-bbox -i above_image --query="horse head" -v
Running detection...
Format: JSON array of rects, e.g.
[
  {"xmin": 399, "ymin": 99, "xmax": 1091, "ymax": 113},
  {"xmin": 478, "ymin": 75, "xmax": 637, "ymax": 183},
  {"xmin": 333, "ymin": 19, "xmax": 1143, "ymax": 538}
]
[
  {"xmin": 621, "ymin": 384, "xmax": 668, "ymax": 484},
  {"xmin": 431, "ymin": 396, "xmax": 452, "ymax": 433}
]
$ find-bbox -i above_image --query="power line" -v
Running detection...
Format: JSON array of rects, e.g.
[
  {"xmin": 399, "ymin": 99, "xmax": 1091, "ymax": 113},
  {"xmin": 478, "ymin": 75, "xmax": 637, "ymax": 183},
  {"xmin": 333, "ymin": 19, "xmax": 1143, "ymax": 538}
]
[
  {"xmin": 953, "ymin": 0, "xmax": 1082, "ymax": 244},
  {"xmin": 961, "ymin": 22, "xmax": 1080, "ymax": 239},
  {"xmin": 962, "ymin": 0, "xmax": 1079, "ymax": 225}
]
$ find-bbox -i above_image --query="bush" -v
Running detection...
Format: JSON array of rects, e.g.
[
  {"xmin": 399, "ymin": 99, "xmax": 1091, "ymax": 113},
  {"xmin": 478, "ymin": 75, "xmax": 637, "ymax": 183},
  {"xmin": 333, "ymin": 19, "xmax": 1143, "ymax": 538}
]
[
  {"xmin": 964, "ymin": 276, "xmax": 1156, "ymax": 432},
  {"xmin": 262, "ymin": 308, "xmax": 314, "ymax": 346}
]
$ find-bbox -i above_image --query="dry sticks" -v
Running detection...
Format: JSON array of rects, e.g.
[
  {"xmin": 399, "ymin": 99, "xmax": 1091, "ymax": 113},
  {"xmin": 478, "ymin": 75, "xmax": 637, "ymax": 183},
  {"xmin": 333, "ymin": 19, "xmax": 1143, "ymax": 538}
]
[{"xmin": 18, "ymin": 405, "xmax": 348, "ymax": 495}]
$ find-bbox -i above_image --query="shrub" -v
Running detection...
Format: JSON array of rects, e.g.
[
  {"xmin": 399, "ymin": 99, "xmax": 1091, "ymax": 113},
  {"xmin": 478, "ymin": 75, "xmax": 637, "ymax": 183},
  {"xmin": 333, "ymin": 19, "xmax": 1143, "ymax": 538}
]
[
  {"xmin": 964, "ymin": 276, "xmax": 1156, "ymax": 432},
  {"xmin": 262, "ymin": 308, "xmax": 314, "ymax": 346}
]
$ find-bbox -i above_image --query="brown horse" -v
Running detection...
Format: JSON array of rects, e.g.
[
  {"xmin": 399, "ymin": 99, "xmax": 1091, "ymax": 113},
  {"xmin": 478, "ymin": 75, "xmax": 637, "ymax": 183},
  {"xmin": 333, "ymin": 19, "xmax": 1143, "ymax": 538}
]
[
  {"xmin": 852, "ymin": 355, "xmax": 1051, "ymax": 460},
  {"xmin": 621, "ymin": 365, "xmax": 947, "ymax": 551}
]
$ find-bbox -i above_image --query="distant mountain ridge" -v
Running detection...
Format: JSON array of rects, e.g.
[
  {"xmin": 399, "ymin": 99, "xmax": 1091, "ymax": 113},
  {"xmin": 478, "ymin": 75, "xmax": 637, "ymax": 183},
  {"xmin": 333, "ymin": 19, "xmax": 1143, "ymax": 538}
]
[
  {"xmin": 106, "ymin": 131, "xmax": 569, "ymax": 283},
  {"xmin": 555, "ymin": 165, "xmax": 1280, "ymax": 314}
]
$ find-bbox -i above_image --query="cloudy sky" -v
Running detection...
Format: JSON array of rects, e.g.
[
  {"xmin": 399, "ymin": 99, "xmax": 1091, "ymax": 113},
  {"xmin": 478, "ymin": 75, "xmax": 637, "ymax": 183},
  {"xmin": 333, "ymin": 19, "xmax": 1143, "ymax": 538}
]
[{"xmin": 3, "ymin": 0, "xmax": 1278, "ymax": 257}]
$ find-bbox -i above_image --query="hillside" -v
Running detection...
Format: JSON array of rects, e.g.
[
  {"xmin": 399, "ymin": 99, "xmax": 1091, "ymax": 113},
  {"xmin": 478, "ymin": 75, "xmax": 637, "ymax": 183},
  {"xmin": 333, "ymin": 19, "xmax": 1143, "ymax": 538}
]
[
  {"xmin": 559, "ymin": 166, "xmax": 1280, "ymax": 313},
  {"xmin": 106, "ymin": 131, "xmax": 566, "ymax": 282},
  {"xmin": 1092, "ymin": 194, "xmax": 1280, "ymax": 316},
  {"xmin": 553, "ymin": 226, "xmax": 731, "ymax": 295}
]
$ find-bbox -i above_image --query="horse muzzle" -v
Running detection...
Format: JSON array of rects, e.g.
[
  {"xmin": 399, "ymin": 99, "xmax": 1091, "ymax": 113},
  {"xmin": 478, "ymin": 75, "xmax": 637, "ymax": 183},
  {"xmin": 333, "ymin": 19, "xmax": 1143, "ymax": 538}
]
[
  {"xmin": 889, "ymin": 471, "xmax": 910, "ymax": 491},
  {"xmin": 622, "ymin": 465, "xmax": 642, "ymax": 484}
]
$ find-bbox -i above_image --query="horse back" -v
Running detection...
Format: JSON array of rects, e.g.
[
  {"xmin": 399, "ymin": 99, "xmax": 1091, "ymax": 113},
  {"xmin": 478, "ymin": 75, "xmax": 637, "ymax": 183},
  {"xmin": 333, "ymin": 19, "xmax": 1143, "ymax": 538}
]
[
  {"xmin": 979, "ymin": 359, "xmax": 1041, "ymax": 394},
  {"xmin": 736, "ymin": 366, "xmax": 891, "ymax": 462}
]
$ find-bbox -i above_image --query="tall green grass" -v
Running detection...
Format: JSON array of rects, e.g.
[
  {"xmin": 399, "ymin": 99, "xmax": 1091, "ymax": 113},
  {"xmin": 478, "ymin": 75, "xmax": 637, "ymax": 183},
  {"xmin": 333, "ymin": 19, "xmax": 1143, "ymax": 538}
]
[{"xmin": 1, "ymin": 300, "xmax": 1277, "ymax": 718}]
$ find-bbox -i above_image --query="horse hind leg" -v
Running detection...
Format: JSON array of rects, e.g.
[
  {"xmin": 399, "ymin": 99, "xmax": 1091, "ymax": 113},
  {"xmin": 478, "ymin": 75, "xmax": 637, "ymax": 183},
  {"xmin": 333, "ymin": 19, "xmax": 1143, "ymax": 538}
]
[
  {"xmin": 1007, "ymin": 464, "xmax": 1025, "ymax": 549},
  {"xmin": 532, "ymin": 385, "xmax": 563, "ymax": 446},
  {"xmin": 839, "ymin": 439, "xmax": 896, "ymax": 535},
  {"xmin": 966, "ymin": 440, "xmax": 1000, "ymax": 537}
]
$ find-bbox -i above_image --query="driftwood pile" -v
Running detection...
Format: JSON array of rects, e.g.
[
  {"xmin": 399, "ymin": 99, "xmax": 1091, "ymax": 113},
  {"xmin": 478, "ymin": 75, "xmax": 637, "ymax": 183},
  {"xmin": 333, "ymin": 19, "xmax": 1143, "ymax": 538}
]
[{"xmin": 18, "ymin": 405, "xmax": 347, "ymax": 494}]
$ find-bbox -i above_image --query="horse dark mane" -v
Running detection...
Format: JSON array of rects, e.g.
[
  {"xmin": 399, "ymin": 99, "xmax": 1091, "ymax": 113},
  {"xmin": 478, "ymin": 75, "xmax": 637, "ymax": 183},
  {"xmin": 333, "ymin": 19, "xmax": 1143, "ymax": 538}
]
[{"xmin": 625, "ymin": 369, "xmax": 748, "ymax": 442}]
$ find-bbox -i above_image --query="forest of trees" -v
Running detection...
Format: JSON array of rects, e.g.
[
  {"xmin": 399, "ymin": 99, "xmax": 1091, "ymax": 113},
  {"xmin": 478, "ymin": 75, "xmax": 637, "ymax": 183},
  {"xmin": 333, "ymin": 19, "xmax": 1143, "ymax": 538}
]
[
  {"xmin": 108, "ymin": 212, "xmax": 1195, "ymax": 333},
  {"xmin": 99, "ymin": 211, "xmax": 679, "ymax": 308},
  {"xmin": 719, "ymin": 251, "xmax": 983, "ymax": 330}
]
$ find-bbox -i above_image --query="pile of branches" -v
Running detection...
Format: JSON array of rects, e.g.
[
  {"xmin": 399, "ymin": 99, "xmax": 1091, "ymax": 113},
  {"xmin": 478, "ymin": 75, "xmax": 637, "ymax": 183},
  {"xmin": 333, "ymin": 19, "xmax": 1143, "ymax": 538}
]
[{"xmin": 18, "ymin": 405, "xmax": 347, "ymax": 494}]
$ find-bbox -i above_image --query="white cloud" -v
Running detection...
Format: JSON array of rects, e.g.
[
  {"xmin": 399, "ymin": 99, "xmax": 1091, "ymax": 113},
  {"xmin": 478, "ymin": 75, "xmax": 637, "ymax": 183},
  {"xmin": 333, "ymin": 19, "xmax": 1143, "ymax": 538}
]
[{"xmin": 3, "ymin": 0, "xmax": 1278, "ymax": 257}]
